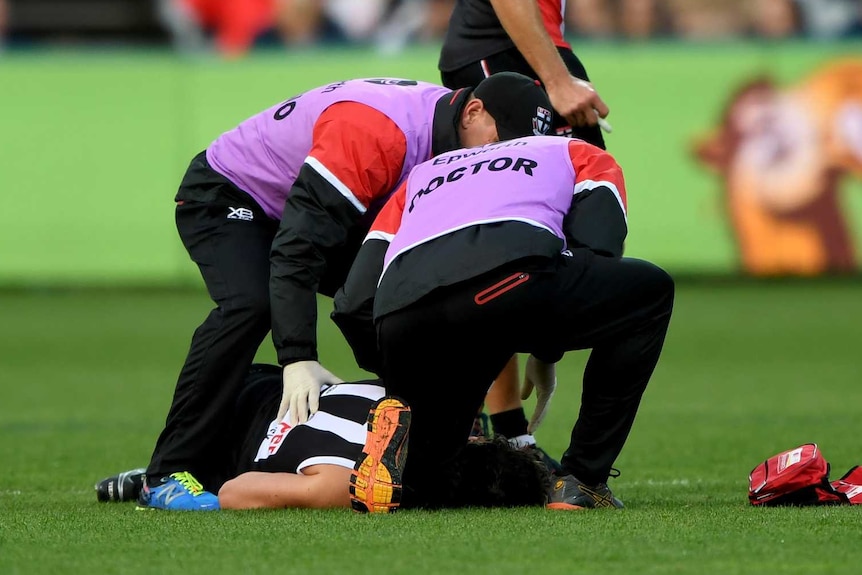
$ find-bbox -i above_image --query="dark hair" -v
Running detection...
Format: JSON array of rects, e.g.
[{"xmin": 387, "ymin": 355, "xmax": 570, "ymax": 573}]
[{"xmin": 413, "ymin": 437, "xmax": 553, "ymax": 509}]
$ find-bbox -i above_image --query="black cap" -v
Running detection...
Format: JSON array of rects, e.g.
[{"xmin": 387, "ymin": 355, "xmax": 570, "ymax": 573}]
[{"xmin": 472, "ymin": 72, "xmax": 553, "ymax": 140}]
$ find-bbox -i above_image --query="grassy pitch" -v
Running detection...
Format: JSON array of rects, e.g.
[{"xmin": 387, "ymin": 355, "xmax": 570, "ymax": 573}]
[{"xmin": 1, "ymin": 282, "xmax": 861, "ymax": 574}]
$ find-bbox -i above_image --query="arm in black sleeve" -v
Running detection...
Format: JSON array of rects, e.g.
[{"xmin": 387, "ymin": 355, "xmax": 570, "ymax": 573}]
[
  {"xmin": 562, "ymin": 186, "xmax": 627, "ymax": 258},
  {"xmin": 330, "ymin": 238, "xmax": 389, "ymax": 376},
  {"xmin": 270, "ymin": 164, "xmax": 363, "ymax": 366}
]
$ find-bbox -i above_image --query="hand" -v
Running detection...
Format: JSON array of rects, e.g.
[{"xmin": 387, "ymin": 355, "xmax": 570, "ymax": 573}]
[
  {"xmin": 520, "ymin": 355, "xmax": 557, "ymax": 434},
  {"xmin": 278, "ymin": 361, "xmax": 344, "ymax": 425},
  {"xmin": 545, "ymin": 76, "xmax": 610, "ymax": 130}
]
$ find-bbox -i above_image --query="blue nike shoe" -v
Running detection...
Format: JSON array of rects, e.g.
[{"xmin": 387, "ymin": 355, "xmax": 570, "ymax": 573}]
[{"xmin": 136, "ymin": 472, "xmax": 220, "ymax": 511}]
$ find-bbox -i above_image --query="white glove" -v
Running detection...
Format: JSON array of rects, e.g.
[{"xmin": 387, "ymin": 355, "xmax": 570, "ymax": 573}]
[
  {"xmin": 278, "ymin": 361, "xmax": 344, "ymax": 426},
  {"xmin": 520, "ymin": 355, "xmax": 557, "ymax": 434}
]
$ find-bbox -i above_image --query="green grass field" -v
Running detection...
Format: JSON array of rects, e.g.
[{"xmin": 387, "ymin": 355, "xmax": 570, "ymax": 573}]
[
  {"xmin": 1, "ymin": 283, "xmax": 861, "ymax": 574},
  {"xmin": 2, "ymin": 40, "xmax": 862, "ymax": 574}
]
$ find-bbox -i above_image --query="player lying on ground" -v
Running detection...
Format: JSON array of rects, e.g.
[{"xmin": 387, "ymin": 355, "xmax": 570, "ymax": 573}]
[{"xmin": 97, "ymin": 365, "xmax": 551, "ymax": 510}]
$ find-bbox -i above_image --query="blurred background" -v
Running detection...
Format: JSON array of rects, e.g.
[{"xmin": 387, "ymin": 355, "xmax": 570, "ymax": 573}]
[
  {"xmin": 1, "ymin": 0, "xmax": 861, "ymax": 286},
  {"xmin": 4, "ymin": 0, "xmax": 862, "ymax": 51}
]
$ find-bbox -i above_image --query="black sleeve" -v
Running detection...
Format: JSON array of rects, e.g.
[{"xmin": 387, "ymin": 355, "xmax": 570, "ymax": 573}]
[
  {"xmin": 270, "ymin": 164, "xmax": 364, "ymax": 366},
  {"xmin": 562, "ymin": 187, "xmax": 627, "ymax": 259},
  {"xmin": 330, "ymin": 238, "xmax": 389, "ymax": 376}
]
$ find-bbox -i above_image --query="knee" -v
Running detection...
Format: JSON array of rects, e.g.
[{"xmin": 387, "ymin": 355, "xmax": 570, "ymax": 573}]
[
  {"xmin": 653, "ymin": 264, "xmax": 675, "ymax": 300},
  {"xmin": 228, "ymin": 291, "xmax": 271, "ymax": 328},
  {"xmin": 640, "ymin": 261, "xmax": 675, "ymax": 312}
]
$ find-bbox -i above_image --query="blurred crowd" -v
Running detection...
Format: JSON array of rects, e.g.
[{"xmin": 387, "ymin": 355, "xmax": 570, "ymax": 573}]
[
  {"xmin": 162, "ymin": 0, "xmax": 862, "ymax": 56},
  {"xmin": 568, "ymin": 0, "xmax": 862, "ymax": 40},
  {"xmin": 157, "ymin": 0, "xmax": 458, "ymax": 56},
  {"xmin": 1, "ymin": 0, "xmax": 861, "ymax": 55}
]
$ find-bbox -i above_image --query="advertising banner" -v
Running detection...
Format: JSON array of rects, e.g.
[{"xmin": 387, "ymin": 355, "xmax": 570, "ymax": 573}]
[{"xmin": 1, "ymin": 43, "xmax": 860, "ymax": 284}]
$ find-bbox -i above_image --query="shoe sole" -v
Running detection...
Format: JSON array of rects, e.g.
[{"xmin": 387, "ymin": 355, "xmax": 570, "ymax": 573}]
[
  {"xmin": 546, "ymin": 502, "xmax": 586, "ymax": 511},
  {"xmin": 349, "ymin": 397, "xmax": 411, "ymax": 514},
  {"xmin": 547, "ymin": 498, "xmax": 623, "ymax": 510},
  {"xmin": 133, "ymin": 502, "xmax": 219, "ymax": 511}
]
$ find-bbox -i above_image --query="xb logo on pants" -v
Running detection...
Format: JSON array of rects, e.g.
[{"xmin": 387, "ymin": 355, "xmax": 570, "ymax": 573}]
[{"xmin": 227, "ymin": 207, "xmax": 254, "ymax": 221}]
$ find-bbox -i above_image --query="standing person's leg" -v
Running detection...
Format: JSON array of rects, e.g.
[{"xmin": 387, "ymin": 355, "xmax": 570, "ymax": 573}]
[
  {"xmin": 439, "ymin": 49, "xmax": 605, "ymax": 446},
  {"xmin": 145, "ymin": 186, "xmax": 278, "ymax": 500}
]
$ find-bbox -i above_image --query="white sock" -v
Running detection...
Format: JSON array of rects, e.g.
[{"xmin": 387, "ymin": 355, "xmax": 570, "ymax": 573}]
[{"xmin": 508, "ymin": 434, "xmax": 537, "ymax": 449}]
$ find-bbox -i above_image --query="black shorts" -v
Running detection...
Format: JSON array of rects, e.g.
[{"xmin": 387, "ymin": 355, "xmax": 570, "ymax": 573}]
[
  {"xmin": 440, "ymin": 46, "xmax": 605, "ymax": 149},
  {"xmin": 228, "ymin": 364, "xmax": 284, "ymax": 476}
]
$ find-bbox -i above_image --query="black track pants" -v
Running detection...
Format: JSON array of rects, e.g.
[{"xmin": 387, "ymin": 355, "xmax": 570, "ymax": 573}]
[
  {"xmin": 440, "ymin": 46, "xmax": 606, "ymax": 149},
  {"xmin": 146, "ymin": 156, "xmax": 278, "ymax": 490},
  {"xmin": 377, "ymin": 250, "xmax": 673, "ymax": 504}
]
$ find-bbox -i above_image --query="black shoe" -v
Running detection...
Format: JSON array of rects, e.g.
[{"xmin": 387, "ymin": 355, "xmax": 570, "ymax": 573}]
[
  {"xmin": 521, "ymin": 444, "xmax": 564, "ymax": 476},
  {"xmin": 546, "ymin": 474, "xmax": 624, "ymax": 510},
  {"xmin": 95, "ymin": 468, "xmax": 146, "ymax": 502}
]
